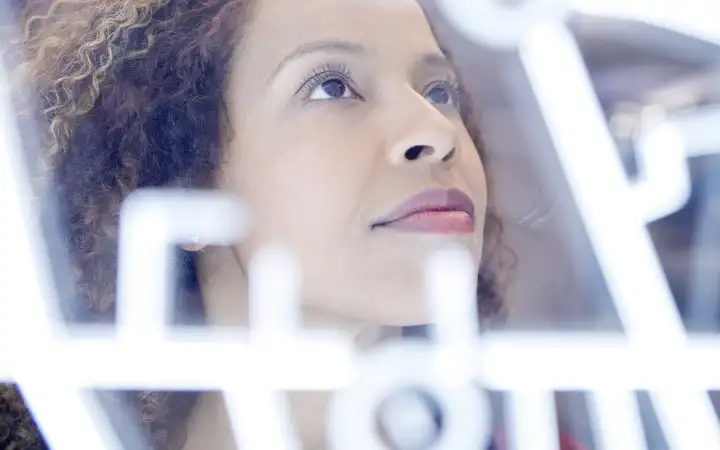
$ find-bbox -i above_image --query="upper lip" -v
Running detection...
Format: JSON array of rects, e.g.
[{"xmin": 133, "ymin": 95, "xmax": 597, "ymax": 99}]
[{"xmin": 372, "ymin": 187, "xmax": 475, "ymax": 227}]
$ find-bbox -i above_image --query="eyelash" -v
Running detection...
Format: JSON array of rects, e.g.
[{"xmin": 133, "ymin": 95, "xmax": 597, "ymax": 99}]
[
  {"xmin": 297, "ymin": 62, "xmax": 358, "ymax": 98},
  {"xmin": 297, "ymin": 62, "xmax": 461, "ymax": 106},
  {"xmin": 423, "ymin": 76, "xmax": 461, "ymax": 106}
]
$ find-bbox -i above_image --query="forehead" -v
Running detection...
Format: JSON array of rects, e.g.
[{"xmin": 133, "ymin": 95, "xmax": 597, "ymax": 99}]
[{"xmin": 242, "ymin": 0, "xmax": 442, "ymax": 65}]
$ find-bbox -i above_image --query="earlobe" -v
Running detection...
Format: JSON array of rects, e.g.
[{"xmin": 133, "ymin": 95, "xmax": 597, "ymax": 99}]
[
  {"xmin": 181, "ymin": 236, "xmax": 206, "ymax": 252},
  {"xmin": 181, "ymin": 243, "xmax": 206, "ymax": 252}
]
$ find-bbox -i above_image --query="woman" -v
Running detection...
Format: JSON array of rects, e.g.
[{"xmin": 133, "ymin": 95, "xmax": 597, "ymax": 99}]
[{"xmin": 0, "ymin": 0, "xmax": 581, "ymax": 448}]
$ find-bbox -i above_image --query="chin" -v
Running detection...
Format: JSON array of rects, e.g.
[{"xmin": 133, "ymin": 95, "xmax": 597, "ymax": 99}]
[{"xmin": 309, "ymin": 255, "xmax": 478, "ymax": 328}]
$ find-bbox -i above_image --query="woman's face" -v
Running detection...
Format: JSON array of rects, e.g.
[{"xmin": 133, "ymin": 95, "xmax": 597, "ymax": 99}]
[{"xmin": 219, "ymin": 0, "xmax": 487, "ymax": 325}]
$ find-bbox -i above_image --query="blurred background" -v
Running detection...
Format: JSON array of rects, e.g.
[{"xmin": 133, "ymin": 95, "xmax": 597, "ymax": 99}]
[
  {"xmin": 424, "ymin": 6, "xmax": 720, "ymax": 332},
  {"xmin": 422, "ymin": 6, "xmax": 720, "ymax": 448}
]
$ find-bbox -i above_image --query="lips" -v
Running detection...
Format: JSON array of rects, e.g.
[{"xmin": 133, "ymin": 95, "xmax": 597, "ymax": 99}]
[{"xmin": 372, "ymin": 188, "xmax": 475, "ymax": 234}]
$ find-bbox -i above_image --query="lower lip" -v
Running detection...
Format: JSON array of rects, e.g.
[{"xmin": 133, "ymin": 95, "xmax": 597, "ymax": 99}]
[{"xmin": 380, "ymin": 211, "xmax": 474, "ymax": 234}]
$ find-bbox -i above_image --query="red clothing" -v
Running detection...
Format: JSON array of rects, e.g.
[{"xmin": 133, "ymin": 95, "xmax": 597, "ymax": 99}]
[
  {"xmin": 492, "ymin": 430, "xmax": 589, "ymax": 450},
  {"xmin": 559, "ymin": 433, "xmax": 589, "ymax": 450}
]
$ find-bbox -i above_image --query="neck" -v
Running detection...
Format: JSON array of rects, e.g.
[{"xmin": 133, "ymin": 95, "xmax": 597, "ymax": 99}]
[
  {"xmin": 195, "ymin": 247, "xmax": 383, "ymax": 339},
  {"xmin": 182, "ymin": 247, "xmax": 396, "ymax": 449}
]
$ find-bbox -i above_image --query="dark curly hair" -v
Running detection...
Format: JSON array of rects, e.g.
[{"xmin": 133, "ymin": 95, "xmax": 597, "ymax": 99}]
[{"xmin": 0, "ymin": 0, "xmax": 513, "ymax": 448}]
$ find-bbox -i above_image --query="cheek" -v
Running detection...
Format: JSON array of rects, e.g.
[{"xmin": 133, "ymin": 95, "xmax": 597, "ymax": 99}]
[
  {"xmin": 461, "ymin": 141, "xmax": 488, "ymax": 204},
  {"xmin": 458, "ymin": 135, "xmax": 488, "ymax": 210},
  {"xmin": 473, "ymin": 160, "xmax": 488, "ymax": 218},
  {"xmin": 458, "ymin": 136, "xmax": 489, "ymax": 260},
  {"xmin": 231, "ymin": 133, "xmax": 370, "ymax": 248}
]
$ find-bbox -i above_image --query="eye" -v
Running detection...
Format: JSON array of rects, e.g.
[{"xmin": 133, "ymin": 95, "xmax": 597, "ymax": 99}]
[
  {"xmin": 424, "ymin": 82, "xmax": 459, "ymax": 106},
  {"xmin": 309, "ymin": 77, "xmax": 354, "ymax": 101},
  {"xmin": 298, "ymin": 62, "xmax": 360, "ymax": 102}
]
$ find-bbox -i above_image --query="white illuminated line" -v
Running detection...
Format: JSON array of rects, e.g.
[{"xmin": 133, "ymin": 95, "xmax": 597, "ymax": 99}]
[
  {"xmin": 0, "ymin": 62, "xmax": 59, "ymax": 342},
  {"xmin": 249, "ymin": 333, "xmax": 358, "ymax": 390},
  {"xmin": 589, "ymin": 391, "xmax": 648, "ymax": 450},
  {"xmin": 477, "ymin": 334, "xmax": 720, "ymax": 390},
  {"xmin": 666, "ymin": 106, "xmax": 720, "ymax": 156},
  {"xmin": 0, "ymin": 348, "xmax": 9, "ymax": 381},
  {"xmin": 116, "ymin": 190, "xmax": 245, "ymax": 341},
  {"xmin": 224, "ymin": 387, "xmax": 300, "ymax": 450},
  {"xmin": 507, "ymin": 391, "xmax": 559, "ymax": 450},
  {"xmin": 16, "ymin": 374, "xmax": 122, "ymax": 450},
  {"xmin": 519, "ymin": 21, "xmax": 685, "ymax": 344},
  {"xmin": 426, "ymin": 246, "xmax": 479, "ymax": 347},
  {"xmin": 436, "ymin": 0, "xmax": 569, "ymax": 50},
  {"xmin": 0, "ymin": 333, "xmax": 355, "ymax": 389},
  {"xmin": 4, "ymin": 333, "xmax": 720, "ymax": 389},
  {"xmin": 652, "ymin": 389, "xmax": 720, "ymax": 450},
  {"xmin": 632, "ymin": 106, "xmax": 720, "ymax": 223},
  {"xmin": 570, "ymin": 0, "xmax": 720, "ymax": 46},
  {"xmin": 327, "ymin": 341, "xmax": 491, "ymax": 450},
  {"xmin": 426, "ymin": 248, "xmax": 480, "ymax": 388},
  {"xmin": 248, "ymin": 245, "xmax": 301, "ymax": 342},
  {"xmin": 0, "ymin": 58, "xmax": 121, "ymax": 450},
  {"xmin": 633, "ymin": 122, "xmax": 691, "ymax": 222},
  {"xmin": 116, "ymin": 197, "xmax": 171, "ymax": 342},
  {"xmin": 520, "ymin": 24, "xmax": 720, "ymax": 447}
]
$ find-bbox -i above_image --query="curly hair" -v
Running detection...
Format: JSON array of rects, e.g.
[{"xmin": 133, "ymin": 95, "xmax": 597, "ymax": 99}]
[{"xmin": 1, "ymin": 0, "xmax": 513, "ymax": 448}]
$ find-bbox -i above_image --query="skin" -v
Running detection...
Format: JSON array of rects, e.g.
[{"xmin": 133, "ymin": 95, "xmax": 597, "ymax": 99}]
[
  {"xmin": 198, "ymin": 0, "xmax": 487, "ymax": 326},
  {"xmin": 182, "ymin": 0, "xmax": 489, "ymax": 448}
]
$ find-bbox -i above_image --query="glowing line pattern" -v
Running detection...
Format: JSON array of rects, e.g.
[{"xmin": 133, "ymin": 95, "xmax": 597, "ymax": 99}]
[
  {"xmin": 1, "ymin": 0, "xmax": 720, "ymax": 448},
  {"xmin": 517, "ymin": 22, "xmax": 719, "ymax": 449}
]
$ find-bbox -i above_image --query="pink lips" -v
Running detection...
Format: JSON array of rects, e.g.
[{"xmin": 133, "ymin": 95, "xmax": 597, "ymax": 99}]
[{"xmin": 373, "ymin": 188, "xmax": 475, "ymax": 234}]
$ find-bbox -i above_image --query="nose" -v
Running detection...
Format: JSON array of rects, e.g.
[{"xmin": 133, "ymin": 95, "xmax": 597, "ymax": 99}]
[{"xmin": 387, "ymin": 98, "xmax": 460, "ymax": 167}]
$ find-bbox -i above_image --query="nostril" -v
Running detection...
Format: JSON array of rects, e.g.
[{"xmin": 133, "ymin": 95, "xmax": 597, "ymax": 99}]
[
  {"xmin": 405, "ymin": 145, "xmax": 434, "ymax": 161},
  {"xmin": 441, "ymin": 148, "xmax": 456, "ymax": 163}
]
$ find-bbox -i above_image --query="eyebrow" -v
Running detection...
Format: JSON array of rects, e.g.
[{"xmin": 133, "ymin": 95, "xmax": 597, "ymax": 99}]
[
  {"xmin": 267, "ymin": 39, "xmax": 454, "ymax": 84},
  {"xmin": 417, "ymin": 53, "xmax": 454, "ymax": 73},
  {"xmin": 268, "ymin": 39, "xmax": 367, "ymax": 83}
]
